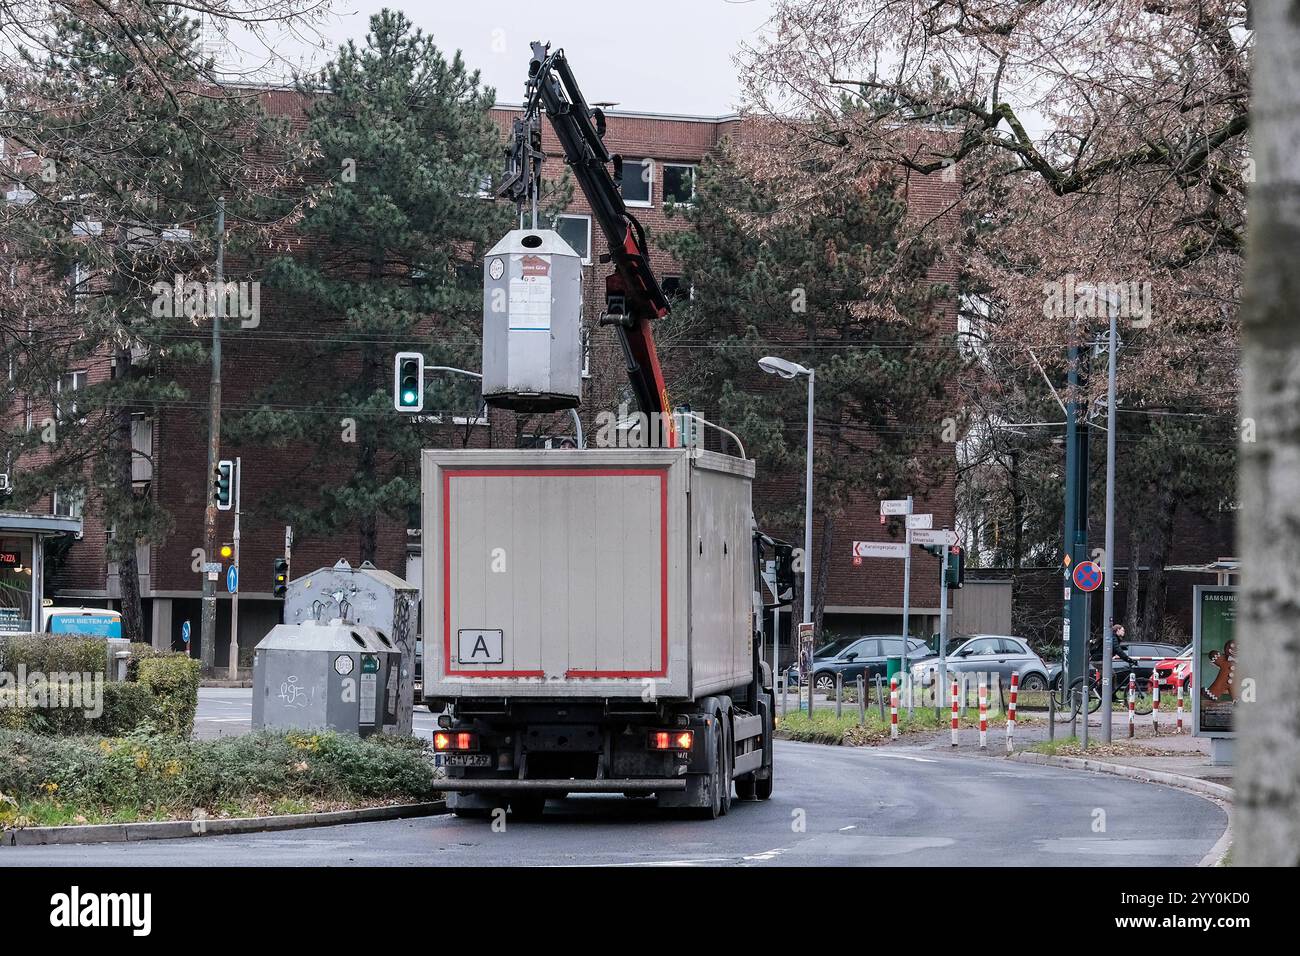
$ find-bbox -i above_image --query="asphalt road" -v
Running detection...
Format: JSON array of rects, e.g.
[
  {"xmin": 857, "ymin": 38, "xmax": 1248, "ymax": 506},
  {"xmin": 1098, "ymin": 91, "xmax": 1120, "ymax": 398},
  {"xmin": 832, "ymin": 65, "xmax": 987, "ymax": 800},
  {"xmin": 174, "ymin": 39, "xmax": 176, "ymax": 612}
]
[{"xmin": 0, "ymin": 739, "xmax": 1227, "ymax": 867}]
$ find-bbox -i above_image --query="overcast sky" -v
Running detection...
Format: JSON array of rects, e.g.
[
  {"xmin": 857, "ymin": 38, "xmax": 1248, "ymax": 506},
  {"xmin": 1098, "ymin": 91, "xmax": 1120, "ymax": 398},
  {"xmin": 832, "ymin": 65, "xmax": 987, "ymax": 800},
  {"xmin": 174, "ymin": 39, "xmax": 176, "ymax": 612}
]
[{"xmin": 236, "ymin": 0, "xmax": 776, "ymax": 116}]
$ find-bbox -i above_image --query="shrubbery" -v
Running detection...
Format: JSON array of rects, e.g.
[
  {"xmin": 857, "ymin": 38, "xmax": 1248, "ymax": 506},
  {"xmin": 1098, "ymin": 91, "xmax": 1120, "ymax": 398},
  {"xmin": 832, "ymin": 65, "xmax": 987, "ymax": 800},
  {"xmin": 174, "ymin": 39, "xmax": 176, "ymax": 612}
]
[
  {"xmin": 0, "ymin": 635, "xmax": 198, "ymax": 738},
  {"xmin": 0, "ymin": 729, "xmax": 437, "ymax": 824}
]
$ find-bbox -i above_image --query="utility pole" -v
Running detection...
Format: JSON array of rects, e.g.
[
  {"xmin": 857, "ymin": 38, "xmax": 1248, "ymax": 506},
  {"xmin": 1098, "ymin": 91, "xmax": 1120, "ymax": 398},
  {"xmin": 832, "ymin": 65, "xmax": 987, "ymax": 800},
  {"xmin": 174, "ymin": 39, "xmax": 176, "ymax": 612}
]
[
  {"xmin": 1100, "ymin": 312, "xmax": 1119, "ymax": 742},
  {"xmin": 200, "ymin": 197, "xmax": 224, "ymax": 675},
  {"xmin": 226, "ymin": 457, "xmax": 242, "ymax": 680},
  {"xmin": 937, "ymin": 540, "xmax": 949, "ymax": 710},
  {"xmin": 901, "ymin": 495, "xmax": 913, "ymax": 713},
  {"xmin": 1061, "ymin": 338, "xmax": 1090, "ymax": 738}
]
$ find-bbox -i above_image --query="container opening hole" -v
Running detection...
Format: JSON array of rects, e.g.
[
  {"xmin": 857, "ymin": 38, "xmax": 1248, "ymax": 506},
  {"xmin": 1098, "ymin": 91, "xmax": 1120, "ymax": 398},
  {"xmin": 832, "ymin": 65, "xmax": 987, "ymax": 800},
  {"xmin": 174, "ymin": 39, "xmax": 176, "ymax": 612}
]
[{"xmin": 521, "ymin": 234, "xmax": 543, "ymax": 248}]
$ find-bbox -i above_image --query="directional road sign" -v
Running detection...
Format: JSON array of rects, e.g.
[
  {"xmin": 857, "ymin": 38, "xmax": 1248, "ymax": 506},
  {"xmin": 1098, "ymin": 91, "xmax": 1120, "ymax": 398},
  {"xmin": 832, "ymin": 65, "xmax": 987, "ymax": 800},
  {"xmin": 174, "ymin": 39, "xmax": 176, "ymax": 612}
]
[
  {"xmin": 909, "ymin": 528, "xmax": 959, "ymax": 547},
  {"xmin": 853, "ymin": 541, "xmax": 908, "ymax": 560}
]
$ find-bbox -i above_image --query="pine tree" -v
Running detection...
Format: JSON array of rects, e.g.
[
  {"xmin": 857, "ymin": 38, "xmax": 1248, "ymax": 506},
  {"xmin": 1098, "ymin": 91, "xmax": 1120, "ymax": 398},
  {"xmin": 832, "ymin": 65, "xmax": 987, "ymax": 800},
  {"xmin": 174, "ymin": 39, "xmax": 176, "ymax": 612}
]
[
  {"xmin": 228, "ymin": 10, "xmax": 509, "ymax": 561},
  {"xmin": 659, "ymin": 144, "xmax": 962, "ymax": 630},
  {"xmin": 1, "ymin": 4, "xmax": 285, "ymax": 641}
]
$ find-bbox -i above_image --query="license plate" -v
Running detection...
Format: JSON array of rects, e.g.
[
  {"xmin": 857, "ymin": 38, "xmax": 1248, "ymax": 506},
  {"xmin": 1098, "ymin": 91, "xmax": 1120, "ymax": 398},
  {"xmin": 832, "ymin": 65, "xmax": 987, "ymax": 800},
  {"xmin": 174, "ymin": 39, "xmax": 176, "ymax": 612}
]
[{"xmin": 445, "ymin": 754, "xmax": 491, "ymax": 768}]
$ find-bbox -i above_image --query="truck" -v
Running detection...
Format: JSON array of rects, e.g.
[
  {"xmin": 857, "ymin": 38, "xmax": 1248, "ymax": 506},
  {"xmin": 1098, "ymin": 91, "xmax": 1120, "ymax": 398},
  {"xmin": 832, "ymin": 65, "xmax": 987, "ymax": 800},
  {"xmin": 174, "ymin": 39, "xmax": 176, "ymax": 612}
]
[
  {"xmin": 407, "ymin": 42, "xmax": 793, "ymax": 819},
  {"xmin": 422, "ymin": 447, "xmax": 789, "ymax": 818}
]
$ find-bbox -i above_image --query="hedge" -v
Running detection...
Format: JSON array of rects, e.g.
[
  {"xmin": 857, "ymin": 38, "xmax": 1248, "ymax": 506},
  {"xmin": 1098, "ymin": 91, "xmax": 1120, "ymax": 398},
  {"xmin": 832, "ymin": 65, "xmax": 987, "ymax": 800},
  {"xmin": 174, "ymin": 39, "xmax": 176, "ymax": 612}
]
[
  {"xmin": 0, "ymin": 729, "xmax": 437, "ymax": 824},
  {"xmin": 0, "ymin": 635, "xmax": 199, "ymax": 738}
]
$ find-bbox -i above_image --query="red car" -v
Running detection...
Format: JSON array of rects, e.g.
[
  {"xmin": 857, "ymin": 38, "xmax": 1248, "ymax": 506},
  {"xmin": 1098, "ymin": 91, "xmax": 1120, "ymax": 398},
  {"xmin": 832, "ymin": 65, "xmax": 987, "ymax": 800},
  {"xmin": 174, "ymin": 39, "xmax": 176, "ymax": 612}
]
[{"xmin": 1152, "ymin": 646, "xmax": 1193, "ymax": 692}]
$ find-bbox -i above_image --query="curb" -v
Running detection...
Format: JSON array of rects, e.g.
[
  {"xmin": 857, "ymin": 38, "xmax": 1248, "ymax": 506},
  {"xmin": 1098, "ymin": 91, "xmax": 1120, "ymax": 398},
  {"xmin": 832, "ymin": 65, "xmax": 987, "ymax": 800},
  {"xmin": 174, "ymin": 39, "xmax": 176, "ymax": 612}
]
[
  {"xmin": 2, "ymin": 800, "xmax": 446, "ymax": 847},
  {"xmin": 1008, "ymin": 751, "xmax": 1233, "ymax": 801}
]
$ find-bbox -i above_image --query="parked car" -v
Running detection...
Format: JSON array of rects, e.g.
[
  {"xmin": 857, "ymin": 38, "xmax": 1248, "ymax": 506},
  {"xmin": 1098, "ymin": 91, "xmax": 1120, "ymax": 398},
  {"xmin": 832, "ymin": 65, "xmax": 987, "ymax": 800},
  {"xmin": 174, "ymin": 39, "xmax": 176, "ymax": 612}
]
[
  {"xmin": 782, "ymin": 636, "xmax": 867, "ymax": 686},
  {"xmin": 910, "ymin": 634, "xmax": 1051, "ymax": 691},
  {"xmin": 1152, "ymin": 646, "xmax": 1194, "ymax": 692},
  {"xmin": 809, "ymin": 636, "xmax": 929, "ymax": 693}
]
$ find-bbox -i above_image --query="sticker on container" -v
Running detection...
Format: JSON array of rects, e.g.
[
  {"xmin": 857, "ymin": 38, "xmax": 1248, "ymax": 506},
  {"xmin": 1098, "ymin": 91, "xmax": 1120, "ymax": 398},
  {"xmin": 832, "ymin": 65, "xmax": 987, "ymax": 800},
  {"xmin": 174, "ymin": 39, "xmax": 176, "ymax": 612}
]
[
  {"xmin": 489, "ymin": 257, "xmax": 504, "ymax": 280},
  {"xmin": 509, "ymin": 255, "xmax": 552, "ymax": 331},
  {"xmin": 333, "ymin": 654, "xmax": 353, "ymax": 676}
]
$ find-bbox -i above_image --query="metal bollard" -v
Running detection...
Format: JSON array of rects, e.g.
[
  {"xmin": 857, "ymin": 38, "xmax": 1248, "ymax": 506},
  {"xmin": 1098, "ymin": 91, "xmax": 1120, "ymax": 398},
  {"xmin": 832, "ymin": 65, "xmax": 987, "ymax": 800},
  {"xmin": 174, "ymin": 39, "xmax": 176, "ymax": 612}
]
[
  {"xmin": 876, "ymin": 674, "xmax": 885, "ymax": 720},
  {"xmin": 1176, "ymin": 679, "xmax": 1184, "ymax": 734},
  {"xmin": 835, "ymin": 672, "xmax": 843, "ymax": 718},
  {"xmin": 857, "ymin": 675, "xmax": 866, "ymax": 726},
  {"xmin": 950, "ymin": 678, "xmax": 959, "ymax": 747},
  {"xmin": 1127, "ymin": 672, "xmax": 1136, "ymax": 739},
  {"xmin": 1152, "ymin": 678, "xmax": 1160, "ymax": 737},
  {"xmin": 890, "ymin": 676, "xmax": 899, "ymax": 739},
  {"xmin": 978, "ymin": 676, "xmax": 988, "ymax": 750},
  {"xmin": 1048, "ymin": 682, "xmax": 1056, "ymax": 742}
]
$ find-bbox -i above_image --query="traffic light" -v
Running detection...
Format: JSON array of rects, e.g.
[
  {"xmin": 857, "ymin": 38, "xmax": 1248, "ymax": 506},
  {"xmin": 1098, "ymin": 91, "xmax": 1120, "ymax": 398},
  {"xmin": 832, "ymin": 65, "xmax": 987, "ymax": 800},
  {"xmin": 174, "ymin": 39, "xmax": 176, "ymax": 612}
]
[
  {"xmin": 219, "ymin": 543, "xmax": 233, "ymax": 560},
  {"xmin": 213, "ymin": 459, "xmax": 234, "ymax": 511},
  {"xmin": 273, "ymin": 557, "xmax": 289, "ymax": 598},
  {"xmin": 921, "ymin": 544, "xmax": 944, "ymax": 558},
  {"xmin": 946, "ymin": 546, "xmax": 965, "ymax": 589},
  {"xmin": 393, "ymin": 351, "xmax": 424, "ymax": 412}
]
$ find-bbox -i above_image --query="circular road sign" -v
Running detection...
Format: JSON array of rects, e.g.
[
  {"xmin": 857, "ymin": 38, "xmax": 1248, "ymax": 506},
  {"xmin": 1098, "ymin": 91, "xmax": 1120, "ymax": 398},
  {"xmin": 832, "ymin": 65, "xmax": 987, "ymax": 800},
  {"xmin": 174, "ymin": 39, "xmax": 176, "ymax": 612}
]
[{"xmin": 1072, "ymin": 560, "xmax": 1103, "ymax": 592}]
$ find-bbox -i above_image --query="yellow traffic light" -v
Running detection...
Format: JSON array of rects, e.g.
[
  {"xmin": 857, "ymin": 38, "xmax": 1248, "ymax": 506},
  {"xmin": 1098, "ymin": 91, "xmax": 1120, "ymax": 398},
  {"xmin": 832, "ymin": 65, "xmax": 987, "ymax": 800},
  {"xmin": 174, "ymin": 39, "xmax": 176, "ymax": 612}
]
[{"xmin": 219, "ymin": 544, "xmax": 233, "ymax": 559}]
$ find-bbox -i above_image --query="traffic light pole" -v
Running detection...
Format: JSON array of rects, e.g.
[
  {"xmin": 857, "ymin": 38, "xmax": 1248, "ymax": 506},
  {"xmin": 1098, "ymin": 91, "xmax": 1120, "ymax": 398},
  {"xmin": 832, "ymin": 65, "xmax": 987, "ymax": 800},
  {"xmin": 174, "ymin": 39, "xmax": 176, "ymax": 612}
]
[
  {"xmin": 200, "ymin": 197, "xmax": 224, "ymax": 676},
  {"xmin": 938, "ymin": 540, "xmax": 949, "ymax": 712},
  {"xmin": 226, "ymin": 457, "xmax": 241, "ymax": 680}
]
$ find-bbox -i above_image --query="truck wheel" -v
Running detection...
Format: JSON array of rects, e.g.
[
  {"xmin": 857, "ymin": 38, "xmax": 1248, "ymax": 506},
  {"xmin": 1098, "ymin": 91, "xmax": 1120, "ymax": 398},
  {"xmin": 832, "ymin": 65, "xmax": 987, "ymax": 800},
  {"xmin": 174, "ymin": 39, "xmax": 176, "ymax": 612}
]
[
  {"xmin": 696, "ymin": 723, "xmax": 723, "ymax": 819},
  {"xmin": 719, "ymin": 720, "xmax": 733, "ymax": 816},
  {"xmin": 734, "ymin": 773, "xmax": 757, "ymax": 800},
  {"xmin": 756, "ymin": 763, "xmax": 774, "ymax": 800}
]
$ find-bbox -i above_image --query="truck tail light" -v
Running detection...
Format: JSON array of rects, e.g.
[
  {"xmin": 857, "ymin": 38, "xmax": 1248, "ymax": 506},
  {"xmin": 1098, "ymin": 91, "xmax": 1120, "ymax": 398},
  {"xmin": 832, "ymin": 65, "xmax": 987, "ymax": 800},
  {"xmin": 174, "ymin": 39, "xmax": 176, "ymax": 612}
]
[
  {"xmin": 648, "ymin": 730, "xmax": 693, "ymax": 751},
  {"xmin": 433, "ymin": 731, "xmax": 478, "ymax": 752}
]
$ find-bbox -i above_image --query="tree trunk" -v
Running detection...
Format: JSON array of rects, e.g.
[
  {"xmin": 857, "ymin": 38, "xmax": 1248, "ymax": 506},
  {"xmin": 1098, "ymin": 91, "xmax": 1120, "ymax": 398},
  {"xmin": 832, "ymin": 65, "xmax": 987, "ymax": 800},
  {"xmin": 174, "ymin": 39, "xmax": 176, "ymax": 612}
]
[
  {"xmin": 113, "ymin": 347, "xmax": 145, "ymax": 644},
  {"xmin": 1125, "ymin": 523, "xmax": 1142, "ymax": 641},
  {"xmin": 1237, "ymin": 0, "xmax": 1300, "ymax": 866}
]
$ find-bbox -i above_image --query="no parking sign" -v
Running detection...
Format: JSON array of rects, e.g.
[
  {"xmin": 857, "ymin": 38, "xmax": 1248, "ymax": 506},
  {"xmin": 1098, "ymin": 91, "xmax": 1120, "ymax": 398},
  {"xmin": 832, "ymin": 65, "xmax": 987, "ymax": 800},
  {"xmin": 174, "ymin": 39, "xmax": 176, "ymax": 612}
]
[{"xmin": 1072, "ymin": 560, "xmax": 1103, "ymax": 592}]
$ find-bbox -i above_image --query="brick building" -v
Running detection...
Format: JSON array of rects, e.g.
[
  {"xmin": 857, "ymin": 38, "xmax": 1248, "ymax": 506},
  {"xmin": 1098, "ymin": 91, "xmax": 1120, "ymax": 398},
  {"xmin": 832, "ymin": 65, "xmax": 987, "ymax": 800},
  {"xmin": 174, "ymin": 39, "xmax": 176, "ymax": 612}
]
[{"xmin": 6, "ymin": 93, "xmax": 962, "ymax": 667}]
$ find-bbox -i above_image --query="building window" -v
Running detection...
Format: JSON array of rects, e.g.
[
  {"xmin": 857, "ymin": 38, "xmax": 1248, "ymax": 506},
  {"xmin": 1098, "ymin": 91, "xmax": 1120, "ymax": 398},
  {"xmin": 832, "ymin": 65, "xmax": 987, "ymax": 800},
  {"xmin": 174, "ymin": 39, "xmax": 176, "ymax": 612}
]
[
  {"xmin": 56, "ymin": 370, "xmax": 86, "ymax": 421},
  {"xmin": 553, "ymin": 214, "xmax": 592, "ymax": 263},
  {"xmin": 619, "ymin": 157, "xmax": 653, "ymax": 206},
  {"xmin": 52, "ymin": 486, "xmax": 84, "ymax": 519},
  {"xmin": 663, "ymin": 163, "xmax": 697, "ymax": 205}
]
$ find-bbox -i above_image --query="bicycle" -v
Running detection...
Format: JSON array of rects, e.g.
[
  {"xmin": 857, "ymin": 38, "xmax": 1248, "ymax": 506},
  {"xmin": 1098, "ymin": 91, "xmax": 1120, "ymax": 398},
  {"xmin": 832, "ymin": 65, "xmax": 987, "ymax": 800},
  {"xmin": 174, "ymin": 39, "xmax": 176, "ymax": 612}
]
[{"xmin": 1051, "ymin": 674, "xmax": 1104, "ymax": 720}]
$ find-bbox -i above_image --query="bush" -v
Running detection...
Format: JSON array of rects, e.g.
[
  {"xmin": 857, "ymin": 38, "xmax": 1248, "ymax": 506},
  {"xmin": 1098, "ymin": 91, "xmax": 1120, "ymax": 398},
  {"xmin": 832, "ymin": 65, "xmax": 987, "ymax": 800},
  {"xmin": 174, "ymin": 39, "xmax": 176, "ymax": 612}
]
[
  {"xmin": 0, "ymin": 634, "xmax": 109, "ymax": 676},
  {"xmin": 137, "ymin": 656, "xmax": 201, "ymax": 738},
  {"xmin": 0, "ymin": 729, "xmax": 438, "ymax": 818}
]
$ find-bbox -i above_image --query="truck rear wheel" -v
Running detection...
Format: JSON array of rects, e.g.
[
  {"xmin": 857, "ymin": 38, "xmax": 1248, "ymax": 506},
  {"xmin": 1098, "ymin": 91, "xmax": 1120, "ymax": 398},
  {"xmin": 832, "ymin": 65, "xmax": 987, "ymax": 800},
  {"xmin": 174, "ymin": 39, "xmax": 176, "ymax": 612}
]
[
  {"xmin": 695, "ymin": 722, "xmax": 724, "ymax": 819},
  {"xmin": 756, "ymin": 767, "xmax": 773, "ymax": 800},
  {"xmin": 719, "ymin": 720, "xmax": 732, "ymax": 816}
]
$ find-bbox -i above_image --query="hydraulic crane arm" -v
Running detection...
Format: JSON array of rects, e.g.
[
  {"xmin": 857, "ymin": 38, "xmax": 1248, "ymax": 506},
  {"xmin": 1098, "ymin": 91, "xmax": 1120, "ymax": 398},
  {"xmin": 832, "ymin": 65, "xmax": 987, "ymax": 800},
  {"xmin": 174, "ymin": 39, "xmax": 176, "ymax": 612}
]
[{"xmin": 501, "ymin": 42, "xmax": 676, "ymax": 446}]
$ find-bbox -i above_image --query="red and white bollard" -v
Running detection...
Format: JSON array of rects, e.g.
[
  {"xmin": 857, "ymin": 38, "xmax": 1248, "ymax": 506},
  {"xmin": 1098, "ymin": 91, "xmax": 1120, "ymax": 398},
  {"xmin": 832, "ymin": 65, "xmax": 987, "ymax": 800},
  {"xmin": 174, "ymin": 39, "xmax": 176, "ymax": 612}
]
[
  {"xmin": 1152, "ymin": 678, "xmax": 1160, "ymax": 736},
  {"xmin": 950, "ymin": 678, "xmax": 959, "ymax": 747},
  {"xmin": 1127, "ymin": 672, "xmax": 1136, "ymax": 739},
  {"xmin": 1006, "ymin": 672, "xmax": 1018, "ymax": 753},
  {"xmin": 1176, "ymin": 680, "xmax": 1184, "ymax": 734},
  {"xmin": 978, "ymin": 676, "xmax": 988, "ymax": 749},
  {"xmin": 890, "ymin": 676, "xmax": 899, "ymax": 739}
]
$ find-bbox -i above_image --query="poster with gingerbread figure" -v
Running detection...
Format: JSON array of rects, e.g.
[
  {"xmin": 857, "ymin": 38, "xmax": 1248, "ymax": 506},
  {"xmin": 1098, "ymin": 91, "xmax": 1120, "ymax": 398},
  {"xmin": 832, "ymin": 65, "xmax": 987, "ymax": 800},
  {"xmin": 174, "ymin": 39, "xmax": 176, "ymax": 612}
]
[{"xmin": 1193, "ymin": 586, "xmax": 1237, "ymax": 736}]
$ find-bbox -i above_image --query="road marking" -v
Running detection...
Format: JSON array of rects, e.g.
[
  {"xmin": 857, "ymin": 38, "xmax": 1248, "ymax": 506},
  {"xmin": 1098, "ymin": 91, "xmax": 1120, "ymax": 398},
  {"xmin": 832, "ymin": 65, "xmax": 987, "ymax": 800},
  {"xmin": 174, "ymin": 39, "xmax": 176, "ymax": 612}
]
[
  {"xmin": 873, "ymin": 752, "xmax": 937, "ymax": 763},
  {"xmin": 742, "ymin": 847, "xmax": 787, "ymax": 862},
  {"xmin": 839, "ymin": 825, "xmax": 857, "ymax": 831}
]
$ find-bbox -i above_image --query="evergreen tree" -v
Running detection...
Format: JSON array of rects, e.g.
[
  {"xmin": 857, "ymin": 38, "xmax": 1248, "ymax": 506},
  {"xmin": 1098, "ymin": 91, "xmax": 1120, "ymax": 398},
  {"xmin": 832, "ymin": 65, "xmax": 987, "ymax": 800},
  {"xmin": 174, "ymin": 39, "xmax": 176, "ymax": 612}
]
[
  {"xmin": 229, "ymin": 10, "xmax": 509, "ymax": 561},
  {"xmin": 1, "ymin": 3, "xmax": 284, "ymax": 641},
  {"xmin": 660, "ymin": 145, "xmax": 962, "ymax": 630}
]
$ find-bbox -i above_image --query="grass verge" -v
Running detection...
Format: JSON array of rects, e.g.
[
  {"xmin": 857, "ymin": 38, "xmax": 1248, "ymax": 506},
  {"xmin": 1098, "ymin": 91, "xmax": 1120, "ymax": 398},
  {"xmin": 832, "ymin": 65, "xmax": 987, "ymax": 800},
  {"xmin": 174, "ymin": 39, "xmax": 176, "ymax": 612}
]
[
  {"xmin": 0, "ymin": 729, "xmax": 438, "ymax": 829},
  {"xmin": 777, "ymin": 705, "xmax": 1032, "ymax": 746}
]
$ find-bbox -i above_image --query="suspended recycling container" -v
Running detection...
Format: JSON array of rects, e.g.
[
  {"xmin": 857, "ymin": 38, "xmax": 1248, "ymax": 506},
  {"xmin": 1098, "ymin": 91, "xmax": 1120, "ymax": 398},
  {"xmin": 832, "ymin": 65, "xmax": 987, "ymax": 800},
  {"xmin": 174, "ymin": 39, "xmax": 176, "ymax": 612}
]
[{"xmin": 481, "ymin": 228, "xmax": 584, "ymax": 412}]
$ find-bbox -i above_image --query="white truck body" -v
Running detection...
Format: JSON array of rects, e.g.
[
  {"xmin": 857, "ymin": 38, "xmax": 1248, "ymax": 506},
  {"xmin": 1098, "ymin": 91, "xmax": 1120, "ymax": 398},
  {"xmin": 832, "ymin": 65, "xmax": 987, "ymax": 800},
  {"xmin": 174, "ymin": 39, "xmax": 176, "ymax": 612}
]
[{"xmin": 421, "ymin": 447, "xmax": 754, "ymax": 703}]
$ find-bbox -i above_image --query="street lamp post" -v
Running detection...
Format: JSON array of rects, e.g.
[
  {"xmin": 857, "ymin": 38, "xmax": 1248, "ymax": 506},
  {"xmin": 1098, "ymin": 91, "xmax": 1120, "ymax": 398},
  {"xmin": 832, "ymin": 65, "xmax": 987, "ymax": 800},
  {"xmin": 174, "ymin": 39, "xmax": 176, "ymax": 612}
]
[{"xmin": 759, "ymin": 356, "xmax": 815, "ymax": 712}]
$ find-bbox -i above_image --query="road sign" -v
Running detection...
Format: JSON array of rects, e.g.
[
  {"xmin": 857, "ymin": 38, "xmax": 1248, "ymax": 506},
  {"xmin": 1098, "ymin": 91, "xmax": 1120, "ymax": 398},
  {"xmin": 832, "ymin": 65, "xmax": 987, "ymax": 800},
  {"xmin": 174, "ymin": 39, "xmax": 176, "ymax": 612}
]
[
  {"xmin": 906, "ymin": 513, "xmax": 933, "ymax": 530},
  {"xmin": 880, "ymin": 499, "xmax": 911, "ymax": 516},
  {"xmin": 1072, "ymin": 560, "xmax": 1103, "ymax": 592},
  {"xmin": 226, "ymin": 565, "xmax": 239, "ymax": 594},
  {"xmin": 853, "ymin": 541, "xmax": 908, "ymax": 559},
  {"xmin": 909, "ymin": 528, "xmax": 958, "ymax": 547},
  {"xmin": 181, "ymin": 620, "xmax": 191, "ymax": 644}
]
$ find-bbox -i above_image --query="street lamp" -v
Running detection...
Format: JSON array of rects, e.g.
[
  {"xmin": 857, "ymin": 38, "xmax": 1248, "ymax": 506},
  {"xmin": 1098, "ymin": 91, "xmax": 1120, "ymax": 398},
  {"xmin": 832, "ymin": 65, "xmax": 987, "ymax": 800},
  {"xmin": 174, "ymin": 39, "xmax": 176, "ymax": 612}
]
[{"xmin": 758, "ymin": 355, "xmax": 814, "ymax": 709}]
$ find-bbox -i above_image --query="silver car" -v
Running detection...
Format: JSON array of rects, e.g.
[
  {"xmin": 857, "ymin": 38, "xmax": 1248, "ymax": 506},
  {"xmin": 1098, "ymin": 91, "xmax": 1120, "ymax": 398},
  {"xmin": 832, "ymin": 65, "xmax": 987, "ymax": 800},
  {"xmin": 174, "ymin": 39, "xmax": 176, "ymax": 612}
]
[{"xmin": 909, "ymin": 634, "xmax": 1051, "ymax": 692}]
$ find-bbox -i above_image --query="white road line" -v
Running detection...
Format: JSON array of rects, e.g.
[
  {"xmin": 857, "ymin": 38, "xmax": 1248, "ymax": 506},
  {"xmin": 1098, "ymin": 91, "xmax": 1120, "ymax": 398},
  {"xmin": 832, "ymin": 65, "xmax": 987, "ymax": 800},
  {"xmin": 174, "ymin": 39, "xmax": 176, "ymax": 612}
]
[{"xmin": 873, "ymin": 752, "xmax": 937, "ymax": 763}]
